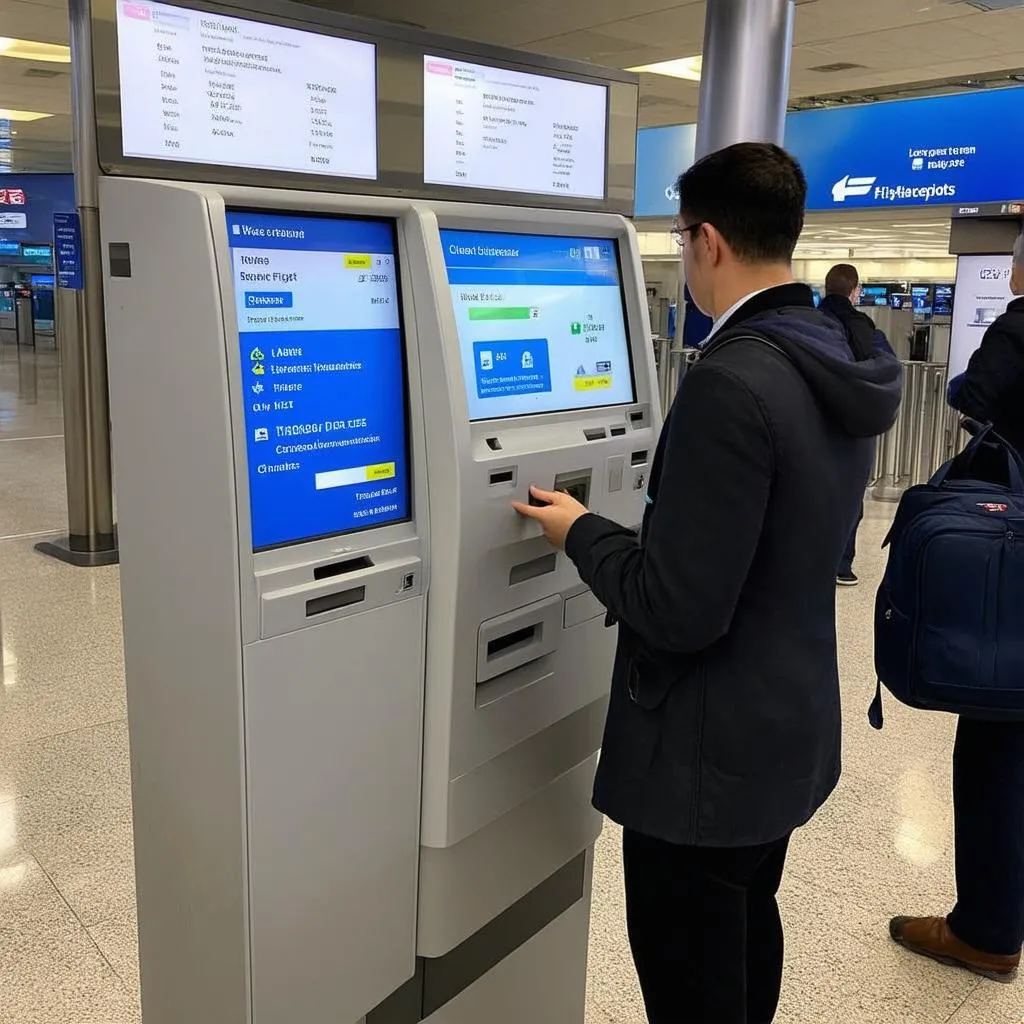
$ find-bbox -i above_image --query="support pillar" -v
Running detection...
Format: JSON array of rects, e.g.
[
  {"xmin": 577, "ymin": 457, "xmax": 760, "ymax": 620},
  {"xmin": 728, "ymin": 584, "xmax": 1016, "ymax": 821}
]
[
  {"xmin": 694, "ymin": 0, "xmax": 795, "ymax": 160},
  {"xmin": 37, "ymin": 0, "xmax": 118, "ymax": 567}
]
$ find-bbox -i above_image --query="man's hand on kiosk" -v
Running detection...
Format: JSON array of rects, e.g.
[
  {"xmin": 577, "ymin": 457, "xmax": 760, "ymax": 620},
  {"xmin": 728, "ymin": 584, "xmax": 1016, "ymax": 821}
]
[{"xmin": 512, "ymin": 486, "xmax": 589, "ymax": 550}]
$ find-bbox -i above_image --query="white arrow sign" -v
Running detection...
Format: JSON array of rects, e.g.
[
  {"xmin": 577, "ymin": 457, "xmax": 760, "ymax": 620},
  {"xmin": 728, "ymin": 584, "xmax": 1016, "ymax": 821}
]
[{"xmin": 832, "ymin": 175, "xmax": 877, "ymax": 203}]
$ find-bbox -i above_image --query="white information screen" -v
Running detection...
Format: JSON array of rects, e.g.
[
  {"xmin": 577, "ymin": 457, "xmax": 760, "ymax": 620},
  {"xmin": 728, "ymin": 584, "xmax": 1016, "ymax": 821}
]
[
  {"xmin": 423, "ymin": 56, "xmax": 607, "ymax": 200},
  {"xmin": 948, "ymin": 254, "xmax": 1015, "ymax": 379},
  {"xmin": 116, "ymin": 1, "xmax": 377, "ymax": 179}
]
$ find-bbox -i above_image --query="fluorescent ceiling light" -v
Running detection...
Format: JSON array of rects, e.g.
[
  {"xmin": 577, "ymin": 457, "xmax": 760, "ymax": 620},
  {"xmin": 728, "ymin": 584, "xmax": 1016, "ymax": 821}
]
[
  {"xmin": 628, "ymin": 56, "xmax": 703, "ymax": 81},
  {"xmin": 0, "ymin": 38, "xmax": 71, "ymax": 63},
  {"xmin": 0, "ymin": 109, "xmax": 53, "ymax": 122}
]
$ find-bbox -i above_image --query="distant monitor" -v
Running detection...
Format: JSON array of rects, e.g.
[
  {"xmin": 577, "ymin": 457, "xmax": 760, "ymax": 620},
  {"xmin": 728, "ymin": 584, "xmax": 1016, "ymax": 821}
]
[
  {"xmin": 911, "ymin": 284, "xmax": 933, "ymax": 320},
  {"xmin": 116, "ymin": 1, "xmax": 378, "ymax": 180},
  {"xmin": 30, "ymin": 274, "xmax": 55, "ymax": 287},
  {"xmin": 890, "ymin": 293, "xmax": 910, "ymax": 311},
  {"xmin": 859, "ymin": 284, "xmax": 890, "ymax": 307},
  {"xmin": 0, "ymin": 241, "xmax": 19, "ymax": 256},
  {"xmin": 441, "ymin": 229, "xmax": 635, "ymax": 421},
  {"xmin": 226, "ymin": 210, "xmax": 410, "ymax": 550},
  {"xmin": 933, "ymin": 284, "xmax": 954, "ymax": 317},
  {"xmin": 21, "ymin": 245, "xmax": 52, "ymax": 260},
  {"xmin": 423, "ymin": 56, "xmax": 607, "ymax": 200}
]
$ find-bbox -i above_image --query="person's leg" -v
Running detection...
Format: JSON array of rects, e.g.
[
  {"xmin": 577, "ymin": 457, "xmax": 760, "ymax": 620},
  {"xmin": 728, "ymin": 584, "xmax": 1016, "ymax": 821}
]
[
  {"xmin": 891, "ymin": 716, "xmax": 1024, "ymax": 981},
  {"xmin": 622, "ymin": 829, "xmax": 748, "ymax": 1023},
  {"xmin": 838, "ymin": 505, "xmax": 863, "ymax": 581},
  {"xmin": 745, "ymin": 835, "xmax": 792, "ymax": 1024},
  {"xmin": 622, "ymin": 829, "xmax": 787, "ymax": 1024},
  {"xmin": 947, "ymin": 717, "xmax": 1024, "ymax": 955}
]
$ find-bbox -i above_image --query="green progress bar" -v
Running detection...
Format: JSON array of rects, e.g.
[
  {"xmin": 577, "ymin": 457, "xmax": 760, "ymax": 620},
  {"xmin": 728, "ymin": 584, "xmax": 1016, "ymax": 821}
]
[{"xmin": 468, "ymin": 306, "xmax": 533, "ymax": 321}]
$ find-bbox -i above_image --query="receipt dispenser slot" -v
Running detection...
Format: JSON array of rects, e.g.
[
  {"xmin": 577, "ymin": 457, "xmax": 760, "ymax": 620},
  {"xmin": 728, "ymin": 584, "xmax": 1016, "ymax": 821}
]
[{"xmin": 477, "ymin": 595, "xmax": 563, "ymax": 684}]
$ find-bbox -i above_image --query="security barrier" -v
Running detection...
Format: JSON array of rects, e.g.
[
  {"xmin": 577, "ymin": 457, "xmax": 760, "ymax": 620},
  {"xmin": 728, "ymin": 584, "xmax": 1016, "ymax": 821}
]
[{"xmin": 871, "ymin": 361, "xmax": 965, "ymax": 501}]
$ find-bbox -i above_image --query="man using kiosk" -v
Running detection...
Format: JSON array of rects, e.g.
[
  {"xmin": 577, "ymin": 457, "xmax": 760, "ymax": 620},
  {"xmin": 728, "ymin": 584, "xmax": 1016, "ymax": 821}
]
[{"xmin": 514, "ymin": 142, "xmax": 901, "ymax": 1023}]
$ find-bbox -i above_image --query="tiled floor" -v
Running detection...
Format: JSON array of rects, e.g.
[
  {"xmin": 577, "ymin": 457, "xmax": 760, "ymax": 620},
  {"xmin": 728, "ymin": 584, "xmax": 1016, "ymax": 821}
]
[{"xmin": 0, "ymin": 339, "xmax": 1020, "ymax": 1023}]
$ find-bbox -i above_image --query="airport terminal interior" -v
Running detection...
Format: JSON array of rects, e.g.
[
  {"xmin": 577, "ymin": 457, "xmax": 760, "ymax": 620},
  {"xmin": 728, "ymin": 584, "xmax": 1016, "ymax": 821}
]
[{"xmin": 0, "ymin": 0, "xmax": 1024, "ymax": 1022}]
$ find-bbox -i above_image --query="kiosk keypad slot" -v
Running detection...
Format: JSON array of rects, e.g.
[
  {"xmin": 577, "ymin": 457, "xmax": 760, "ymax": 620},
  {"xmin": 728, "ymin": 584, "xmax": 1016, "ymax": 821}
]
[{"xmin": 553, "ymin": 469, "xmax": 592, "ymax": 507}]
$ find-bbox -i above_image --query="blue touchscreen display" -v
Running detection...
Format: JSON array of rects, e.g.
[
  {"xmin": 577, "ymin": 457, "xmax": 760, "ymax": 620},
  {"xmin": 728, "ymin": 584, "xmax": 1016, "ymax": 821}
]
[{"xmin": 227, "ymin": 210, "xmax": 410, "ymax": 551}]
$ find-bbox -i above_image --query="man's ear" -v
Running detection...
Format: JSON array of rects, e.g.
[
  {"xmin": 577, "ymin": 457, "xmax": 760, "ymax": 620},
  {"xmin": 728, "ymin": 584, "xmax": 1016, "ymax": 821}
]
[{"xmin": 704, "ymin": 224, "xmax": 726, "ymax": 268}]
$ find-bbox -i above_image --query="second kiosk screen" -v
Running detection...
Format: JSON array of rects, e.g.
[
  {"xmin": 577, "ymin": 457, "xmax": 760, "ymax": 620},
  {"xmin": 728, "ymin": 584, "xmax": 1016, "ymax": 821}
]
[{"xmin": 441, "ymin": 229, "xmax": 635, "ymax": 421}]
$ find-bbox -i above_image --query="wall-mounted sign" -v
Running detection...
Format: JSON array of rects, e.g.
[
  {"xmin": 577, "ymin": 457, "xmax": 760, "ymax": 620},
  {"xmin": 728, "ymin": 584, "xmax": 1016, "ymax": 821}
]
[
  {"xmin": 54, "ymin": 212, "xmax": 84, "ymax": 290},
  {"xmin": 0, "ymin": 188, "xmax": 27, "ymax": 206},
  {"xmin": 635, "ymin": 86, "xmax": 1024, "ymax": 218}
]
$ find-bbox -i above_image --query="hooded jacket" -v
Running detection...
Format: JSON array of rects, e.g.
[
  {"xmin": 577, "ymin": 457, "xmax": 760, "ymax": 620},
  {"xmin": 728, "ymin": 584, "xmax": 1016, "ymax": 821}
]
[
  {"xmin": 565, "ymin": 284, "xmax": 902, "ymax": 847},
  {"xmin": 818, "ymin": 291, "xmax": 896, "ymax": 360}
]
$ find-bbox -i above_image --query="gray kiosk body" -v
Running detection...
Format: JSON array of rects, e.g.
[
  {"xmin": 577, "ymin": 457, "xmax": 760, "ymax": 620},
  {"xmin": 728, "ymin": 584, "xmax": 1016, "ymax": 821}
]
[
  {"xmin": 95, "ymin": 2, "xmax": 649, "ymax": 1020},
  {"xmin": 103, "ymin": 179, "xmax": 660, "ymax": 1024},
  {"xmin": 413, "ymin": 205, "xmax": 659, "ymax": 972},
  {"xmin": 102, "ymin": 178, "xmax": 431, "ymax": 1024}
]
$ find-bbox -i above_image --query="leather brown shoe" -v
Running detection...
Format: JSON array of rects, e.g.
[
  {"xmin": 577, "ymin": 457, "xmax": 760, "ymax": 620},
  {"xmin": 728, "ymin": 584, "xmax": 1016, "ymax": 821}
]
[{"xmin": 890, "ymin": 916, "xmax": 1020, "ymax": 983}]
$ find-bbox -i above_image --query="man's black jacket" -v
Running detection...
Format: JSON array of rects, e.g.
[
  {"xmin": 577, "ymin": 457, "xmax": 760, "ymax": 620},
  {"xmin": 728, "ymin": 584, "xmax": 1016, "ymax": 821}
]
[
  {"xmin": 565, "ymin": 284, "xmax": 902, "ymax": 847},
  {"xmin": 951, "ymin": 296, "xmax": 1024, "ymax": 455}
]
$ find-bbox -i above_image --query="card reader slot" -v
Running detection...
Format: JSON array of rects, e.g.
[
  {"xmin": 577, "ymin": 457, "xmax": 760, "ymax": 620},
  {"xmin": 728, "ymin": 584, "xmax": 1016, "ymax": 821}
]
[
  {"xmin": 476, "ymin": 596, "xmax": 563, "ymax": 684},
  {"xmin": 313, "ymin": 555, "xmax": 374, "ymax": 580},
  {"xmin": 306, "ymin": 586, "xmax": 366, "ymax": 618},
  {"xmin": 487, "ymin": 624, "xmax": 539, "ymax": 661},
  {"xmin": 631, "ymin": 450, "xmax": 649, "ymax": 466},
  {"xmin": 489, "ymin": 468, "xmax": 517, "ymax": 486},
  {"xmin": 509, "ymin": 552, "xmax": 557, "ymax": 586}
]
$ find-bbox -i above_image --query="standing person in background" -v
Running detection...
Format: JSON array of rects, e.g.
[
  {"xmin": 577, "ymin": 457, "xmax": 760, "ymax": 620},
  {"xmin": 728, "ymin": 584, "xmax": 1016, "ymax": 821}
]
[
  {"xmin": 818, "ymin": 263, "xmax": 896, "ymax": 587},
  {"xmin": 512, "ymin": 143, "xmax": 901, "ymax": 1024},
  {"xmin": 890, "ymin": 232, "xmax": 1024, "ymax": 983}
]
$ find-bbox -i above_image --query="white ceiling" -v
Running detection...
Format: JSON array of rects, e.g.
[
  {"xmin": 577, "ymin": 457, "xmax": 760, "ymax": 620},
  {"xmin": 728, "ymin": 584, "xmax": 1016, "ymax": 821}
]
[{"xmin": 1, "ymin": 0, "xmax": 1023, "ymax": 187}]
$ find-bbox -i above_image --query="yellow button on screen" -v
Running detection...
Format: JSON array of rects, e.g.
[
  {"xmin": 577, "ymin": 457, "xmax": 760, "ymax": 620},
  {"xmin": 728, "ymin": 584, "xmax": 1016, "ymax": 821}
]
[
  {"xmin": 366, "ymin": 462, "xmax": 396, "ymax": 481},
  {"xmin": 574, "ymin": 375, "xmax": 613, "ymax": 392},
  {"xmin": 345, "ymin": 253, "xmax": 373, "ymax": 269}
]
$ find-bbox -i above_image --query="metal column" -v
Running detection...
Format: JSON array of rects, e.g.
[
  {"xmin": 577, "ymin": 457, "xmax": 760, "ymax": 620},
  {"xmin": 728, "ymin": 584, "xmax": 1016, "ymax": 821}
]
[
  {"xmin": 37, "ymin": 0, "xmax": 118, "ymax": 567},
  {"xmin": 694, "ymin": 0, "xmax": 795, "ymax": 159}
]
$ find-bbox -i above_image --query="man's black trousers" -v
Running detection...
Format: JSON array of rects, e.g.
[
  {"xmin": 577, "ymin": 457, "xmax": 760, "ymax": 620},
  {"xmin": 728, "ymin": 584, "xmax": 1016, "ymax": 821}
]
[{"xmin": 622, "ymin": 828, "xmax": 792, "ymax": 1024}]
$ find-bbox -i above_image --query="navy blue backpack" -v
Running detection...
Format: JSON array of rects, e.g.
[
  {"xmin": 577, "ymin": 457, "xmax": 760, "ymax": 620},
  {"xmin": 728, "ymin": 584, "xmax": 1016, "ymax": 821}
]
[{"xmin": 872, "ymin": 424, "xmax": 1024, "ymax": 727}]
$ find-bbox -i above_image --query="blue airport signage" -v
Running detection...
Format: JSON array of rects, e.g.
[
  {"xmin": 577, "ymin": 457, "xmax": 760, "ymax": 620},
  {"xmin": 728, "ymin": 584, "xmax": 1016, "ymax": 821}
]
[
  {"xmin": 53, "ymin": 212, "xmax": 84, "ymax": 291},
  {"xmin": 636, "ymin": 86, "xmax": 1024, "ymax": 218}
]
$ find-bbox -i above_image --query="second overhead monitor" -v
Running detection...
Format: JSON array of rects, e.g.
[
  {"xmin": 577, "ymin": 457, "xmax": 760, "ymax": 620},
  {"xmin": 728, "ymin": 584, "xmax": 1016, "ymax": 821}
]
[
  {"xmin": 423, "ymin": 57, "xmax": 608, "ymax": 200},
  {"xmin": 441, "ymin": 229, "xmax": 635, "ymax": 421}
]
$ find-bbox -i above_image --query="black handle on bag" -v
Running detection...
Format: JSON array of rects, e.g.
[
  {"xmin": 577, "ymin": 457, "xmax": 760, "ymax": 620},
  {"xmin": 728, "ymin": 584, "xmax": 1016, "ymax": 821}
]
[{"xmin": 934, "ymin": 420, "xmax": 1024, "ymax": 494}]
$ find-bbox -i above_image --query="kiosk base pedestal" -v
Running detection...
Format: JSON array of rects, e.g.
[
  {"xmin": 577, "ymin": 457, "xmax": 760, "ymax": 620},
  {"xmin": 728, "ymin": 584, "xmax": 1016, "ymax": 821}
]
[{"xmin": 35, "ymin": 534, "xmax": 120, "ymax": 567}]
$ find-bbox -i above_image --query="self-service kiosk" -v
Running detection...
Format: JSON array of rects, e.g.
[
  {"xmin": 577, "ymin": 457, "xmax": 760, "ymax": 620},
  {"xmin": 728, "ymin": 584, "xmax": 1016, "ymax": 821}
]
[
  {"xmin": 92, "ymin": 0, "xmax": 650, "ymax": 1021},
  {"xmin": 103, "ymin": 179, "xmax": 656, "ymax": 1024}
]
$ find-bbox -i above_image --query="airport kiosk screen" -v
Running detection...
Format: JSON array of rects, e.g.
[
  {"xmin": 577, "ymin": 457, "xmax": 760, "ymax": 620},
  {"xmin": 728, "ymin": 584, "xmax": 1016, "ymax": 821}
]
[
  {"xmin": 441, "ymin": 229, "xmax": 635, "ymax": 421},
  {"xmin": 423, "ymin": 56, "xmax": 607, "ymax": 200},
  {"xmin": 911, "ymin": 285, "xmax": 933, "ymax": 319},
  {"xmin": 948, "ymin": 254, "xmax": 1015, "ymax": 379},
  {"xmin": 859, "ymin": 285, "xmax": 890, "ymax": 307},
  {"xmin": 227, "ymin": 210, "xmax": 410, "ymax": 550},
  {"xmin": 116, "ymin": 1, "xmax": 378, "ymax": 180},
  {"xmin": 934, "ymin": 285, "xmax": 954, "ymax": 317}
]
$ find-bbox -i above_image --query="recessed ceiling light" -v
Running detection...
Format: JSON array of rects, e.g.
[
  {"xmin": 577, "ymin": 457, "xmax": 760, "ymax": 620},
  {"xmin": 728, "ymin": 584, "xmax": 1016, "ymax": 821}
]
[
  {"xmin": 0, "ymin": 109, "xmax": 53, "ymax": 122},
  {"xmin": 627, "ymin": 56, "xmax": 703, "ymax": 82},
  {"xmin": 0, "ymin": 38, "xmax": 71, "ymax": 64}
]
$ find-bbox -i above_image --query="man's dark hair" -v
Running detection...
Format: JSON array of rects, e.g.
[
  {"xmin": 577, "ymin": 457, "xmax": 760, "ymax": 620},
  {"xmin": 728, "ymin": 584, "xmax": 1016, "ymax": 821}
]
[
  {"xmin": 825, "ymin": 263, "xmax": 860, "ymax": 298},
  {"xmin": 676, "ymin": 142, "xmax": 807, "ymax": 263}
]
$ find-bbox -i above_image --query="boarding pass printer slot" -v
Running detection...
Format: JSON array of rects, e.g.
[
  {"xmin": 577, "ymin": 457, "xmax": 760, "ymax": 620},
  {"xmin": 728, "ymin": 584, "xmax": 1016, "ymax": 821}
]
[{"xmin": 476, "ymin": 595, "xmax": 563, "ymax": 684}]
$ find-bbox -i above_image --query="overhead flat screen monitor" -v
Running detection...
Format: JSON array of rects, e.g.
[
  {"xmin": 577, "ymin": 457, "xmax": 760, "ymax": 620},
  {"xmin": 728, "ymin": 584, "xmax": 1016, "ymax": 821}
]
[
  {"xmin": 30, "ymin": 275, "xmax": 55, "ymax": 287},
  {"xmin": 227, "ymin": 210, "xmax": 410, "ymax": 550},
  {"xmin": 890, "ymin": 293, "xmax": 910, "ymax": 311},
  {"xmin": 949, "ymin": 254, "xmax": 1015, "ymax": 379},
  {"xmin": 116, "ymin": 1, "xmax": 378, "ymax": 180},
  {"xmin": 933, "ymin": 284, "xmax": 954, "ymax": 317},
  {"xmin": 423, "ymin": 56, "xmax": 607, "ymax": 200},
  {"xmin": 859, "ymin": 284, "xmax": 890, "ymax": 307},
  {"xmin": 441, "ymin": 229, "xmax": 634, "ymax": 421},
  {"xmin": 911, "ymin": 285, "xmax": 933, "ymax": 319}
]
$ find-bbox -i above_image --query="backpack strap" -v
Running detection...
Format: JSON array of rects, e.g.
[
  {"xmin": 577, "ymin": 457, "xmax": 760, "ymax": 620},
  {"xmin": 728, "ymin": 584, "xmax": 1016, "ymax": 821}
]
[{"xmin": 868, "ymin": 680, "xmax": 884, "ymax": 730}]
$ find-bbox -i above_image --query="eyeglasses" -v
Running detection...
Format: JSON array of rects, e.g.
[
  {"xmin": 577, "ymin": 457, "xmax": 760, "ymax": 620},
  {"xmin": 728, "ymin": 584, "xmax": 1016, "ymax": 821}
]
[{"xmin": 671, "ymin": 220, "xmax": 705, "ymax": 249}]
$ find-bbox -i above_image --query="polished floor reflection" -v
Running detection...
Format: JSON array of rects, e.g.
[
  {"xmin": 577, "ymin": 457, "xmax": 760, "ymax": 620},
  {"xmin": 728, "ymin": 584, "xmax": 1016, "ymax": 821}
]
[{"xmin": 0, "ymin": 340, "xmax": 1019, "ymax": 1023}]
